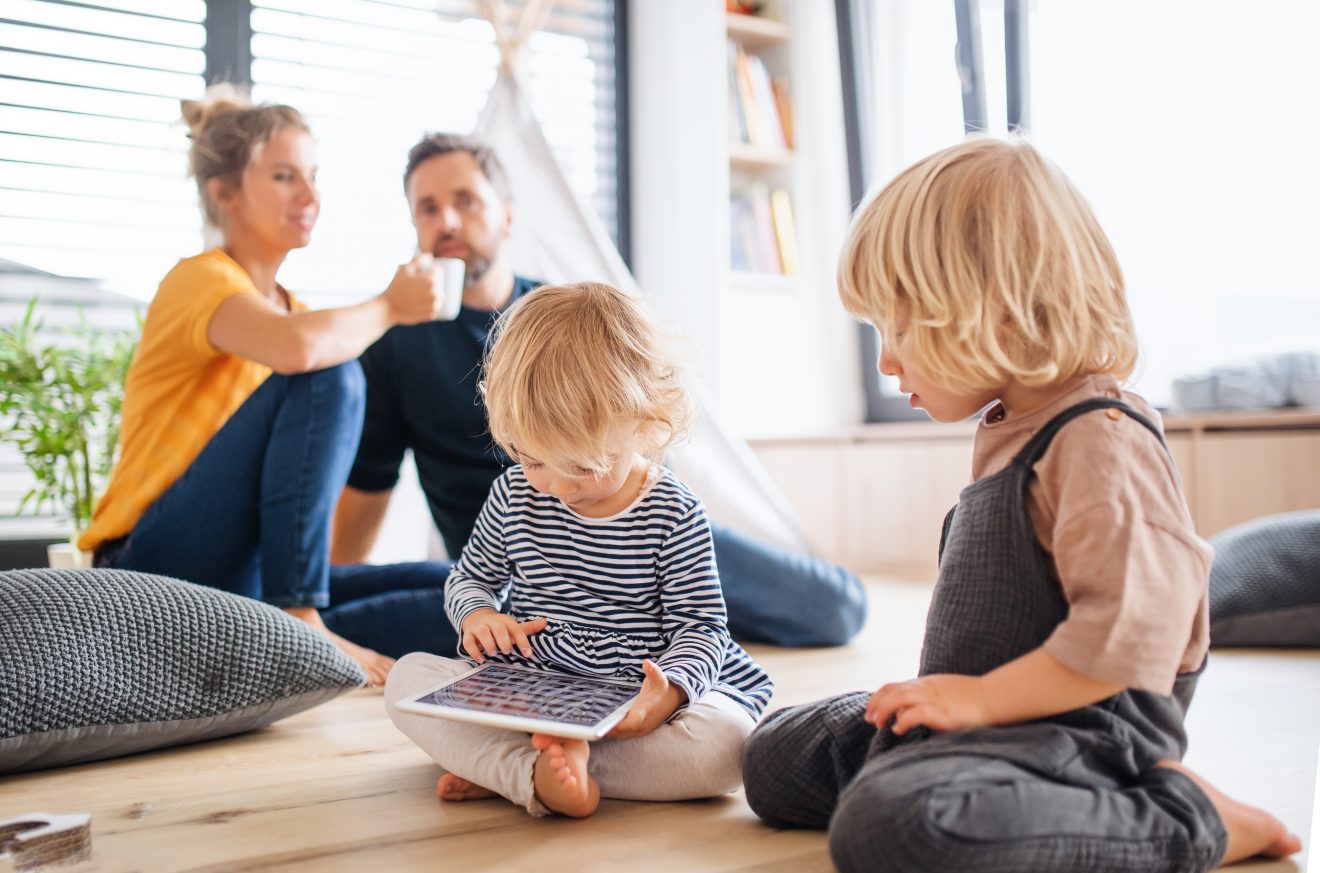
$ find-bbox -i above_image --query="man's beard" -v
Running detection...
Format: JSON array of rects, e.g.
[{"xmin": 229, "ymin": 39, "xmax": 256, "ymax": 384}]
[
  {"xmin": 431, "ymin": 237, "xmax": 494, "ymax": 287},
  {"xmin": 463, "ymin": 254, "xmax": 491, "ymax": 286}
]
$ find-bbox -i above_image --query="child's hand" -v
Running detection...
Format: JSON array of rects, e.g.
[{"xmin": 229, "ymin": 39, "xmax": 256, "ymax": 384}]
[
  {"xmin": 606, "ymin": 660, "xmax": 687, "ymax": 740},
  {"xmin": 865, "ymin": 674, "xmax": 991, "ymax": 735},
  {"xmin": 460, "ymin": 609, "xmax": 548, "ymax": 663}
]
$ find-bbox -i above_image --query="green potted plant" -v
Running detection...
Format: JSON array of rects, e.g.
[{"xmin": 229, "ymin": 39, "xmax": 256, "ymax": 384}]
[{"xmin": 0, "ymin": 298, "xmax": 138, "ymax": 567}]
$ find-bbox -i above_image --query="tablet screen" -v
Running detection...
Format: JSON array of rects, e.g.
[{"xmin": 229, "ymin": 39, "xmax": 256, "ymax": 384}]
[{"xmin": 412, "ymin": 664, "xmax": 640, "ymax": 729}]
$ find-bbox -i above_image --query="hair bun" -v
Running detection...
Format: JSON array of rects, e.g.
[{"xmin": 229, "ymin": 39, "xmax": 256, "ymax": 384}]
[{"xmin": 180, "ymin": 82, "xmax": 251, "ymax": 138}]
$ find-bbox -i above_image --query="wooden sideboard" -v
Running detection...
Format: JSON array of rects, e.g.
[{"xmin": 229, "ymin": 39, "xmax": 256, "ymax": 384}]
[{"xmin": 750, "ymin": 409, "xmax": 1320, "ymax": 574}]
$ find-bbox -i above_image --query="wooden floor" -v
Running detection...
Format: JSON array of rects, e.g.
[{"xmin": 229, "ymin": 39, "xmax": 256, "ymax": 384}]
[{"xmin": 4, "ymin": 576, "xmax": 1317, "ymax": 873}]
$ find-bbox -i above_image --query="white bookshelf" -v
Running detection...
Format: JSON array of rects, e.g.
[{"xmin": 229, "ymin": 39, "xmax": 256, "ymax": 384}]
[{"xmin": 630, "ymin": 1, "xmax": 860, "ymax": 439}]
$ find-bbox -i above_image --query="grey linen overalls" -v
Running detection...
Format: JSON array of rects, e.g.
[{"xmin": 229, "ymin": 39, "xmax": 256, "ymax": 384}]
[{"xmin": 743, "ymin": 399, "xmax": 1229, "ymax": 873}]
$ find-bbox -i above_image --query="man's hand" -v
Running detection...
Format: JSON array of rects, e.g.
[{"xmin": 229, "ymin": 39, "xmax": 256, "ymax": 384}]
[
  {"xmin": 865, "ymin": 674, "xmax": 991, "ymax": 735},
  {"xmin": 606, "ymin": 659, "xmax": 687, "ymax": 740},
  {"xmin": 460, "ymin": 609, "xmax": 547, "ymax": 663}
]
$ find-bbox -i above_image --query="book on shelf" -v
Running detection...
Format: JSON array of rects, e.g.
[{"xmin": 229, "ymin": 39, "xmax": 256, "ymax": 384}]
[
  {"xmin": 769, "ymin": 188, "xmax": 798, "ymax": 275},
  {"xmin": 730, "ymin": 185, "xmax": 797, "ymax": 276},
  {"xmin": 733, "ymin": 39, "xmax": 755, "ymax": 143},
  {"xmin": 726, "ymin": 40, "xmax": 791, "ymax": 151},
  {"xmin": 770, "ymin": 76, "xmax": 793, "ymax": 150}
]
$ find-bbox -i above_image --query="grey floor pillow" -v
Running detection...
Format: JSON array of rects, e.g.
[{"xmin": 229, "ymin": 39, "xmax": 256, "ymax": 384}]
[
  {"xmin": 1209, "ymin": 511, "xmax": 1320, "ymax": 647},
  {"xmin": 0, "ymin": 568, "xmax": 365, "ymax": 774}
]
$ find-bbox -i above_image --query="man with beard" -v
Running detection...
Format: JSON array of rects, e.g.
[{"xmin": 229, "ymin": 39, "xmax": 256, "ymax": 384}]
[{"xmin": 331, "ymin": 134, "xmax": 866, "ymax": 649}]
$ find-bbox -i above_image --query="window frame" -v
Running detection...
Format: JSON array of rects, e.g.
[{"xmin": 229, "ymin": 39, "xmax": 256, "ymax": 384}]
[{"xmin": 836, "ymin": 0, "xmax": 1030, "ymax": 423}]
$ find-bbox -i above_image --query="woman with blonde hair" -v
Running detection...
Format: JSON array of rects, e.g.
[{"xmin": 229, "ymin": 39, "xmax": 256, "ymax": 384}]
[{"xmin": 81, "ymin": 85, "xmax": 455, "ymax": 684}]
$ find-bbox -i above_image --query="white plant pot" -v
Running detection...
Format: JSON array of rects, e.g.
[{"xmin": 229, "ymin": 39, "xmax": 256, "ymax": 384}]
[{"xmin": 48, "ymin": 542, "xmax": 92, "ymax": 569}]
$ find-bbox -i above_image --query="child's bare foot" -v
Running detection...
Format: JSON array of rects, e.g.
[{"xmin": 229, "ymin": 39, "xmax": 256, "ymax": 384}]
[
  {"xmin": 284, "ymin": 606, "xmax": 395, "ymax": 686},
  {"xmin": 436, "ymin": 774, "xmax": 497, "ymax": 802},
  {"xmin": 531, "ymin": 733, "xmax": 599, "ymax": 817},
  {"xmin": 1155, "ymin": 761, "xmax": 1301, "ymax": 864}
]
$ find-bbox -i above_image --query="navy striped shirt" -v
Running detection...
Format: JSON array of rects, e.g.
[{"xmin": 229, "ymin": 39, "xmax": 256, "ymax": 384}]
[{"xmin": 445, "ymin": 465, "xmax": 773, "ymax": 717}]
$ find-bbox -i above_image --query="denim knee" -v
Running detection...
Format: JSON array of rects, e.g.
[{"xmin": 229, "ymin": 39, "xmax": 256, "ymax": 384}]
[
  {"xmin": 302, "ymin": 360, "xmax": 365, "ymax": 418},
  {"xmin": 813, "ymin": 566, "xmax": 868, "ymax": 646}
]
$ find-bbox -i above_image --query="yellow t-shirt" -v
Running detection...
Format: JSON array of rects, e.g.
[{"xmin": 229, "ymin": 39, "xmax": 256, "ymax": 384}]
[{"xmin": 79, "ymin": 249, "xmax": 306, "ymax": 552}]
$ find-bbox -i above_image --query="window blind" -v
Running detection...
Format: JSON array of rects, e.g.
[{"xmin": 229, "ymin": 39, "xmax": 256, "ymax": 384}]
[
  {"xmin": 0, "ymin": 0, "xmax": 621, "ymax": 542},
  {"xmin": 0, "ymin": 0, "xmax": 208, "ymax": 300},
  {"xmin": 0, "ymin": 1, "xmax": 195, "ymax": 540}
]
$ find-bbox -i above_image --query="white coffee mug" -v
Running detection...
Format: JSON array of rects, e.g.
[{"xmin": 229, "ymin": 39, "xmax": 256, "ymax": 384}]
[{"xmin": 433, "ymin": 256, "xmax": 466, "ymax": 321}]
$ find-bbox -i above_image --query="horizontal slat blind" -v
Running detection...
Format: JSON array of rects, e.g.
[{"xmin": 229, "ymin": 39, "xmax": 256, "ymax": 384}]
[
  {"xmin": 0, "ymin": 0, "xmax": 208, "ymax": 300},
  {"xmin": 250, "ymin": 0, "xmax": 620, "ymax": 306},
  {"xmin": 0, "ymin": 0, "xmax": 620, "ymax": 543},
  {"xmin": 0, "ymin": 1, "xmax": 196, "ymax": 542}
]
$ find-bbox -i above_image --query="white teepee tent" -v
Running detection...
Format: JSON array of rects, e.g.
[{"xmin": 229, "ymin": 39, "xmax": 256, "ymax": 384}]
[{"xmin": 471, "ymin": 0, "xmax": 810, "ymax": 552}]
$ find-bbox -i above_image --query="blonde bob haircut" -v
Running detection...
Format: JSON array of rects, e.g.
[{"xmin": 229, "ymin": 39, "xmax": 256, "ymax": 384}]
[
  {"xmin": 481, "ymin": 282, "xmax": 692, "ymax": 476},
  {"xmin": 838, "ymin": 137, "xmax": 1137, "ymax": 394}
]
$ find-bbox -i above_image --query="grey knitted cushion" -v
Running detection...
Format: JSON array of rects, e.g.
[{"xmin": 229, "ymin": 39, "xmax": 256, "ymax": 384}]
[
  {"xmin": 0, "ymin": 568, "xmax": 365, "ymax": 774},
  {"xmin": 1209, "ymin": 511, "xmax": 1320, "ymax": 647}
]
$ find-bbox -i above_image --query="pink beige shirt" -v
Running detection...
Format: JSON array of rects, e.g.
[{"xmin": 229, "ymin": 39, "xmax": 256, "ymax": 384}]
[{"xmin": 971, "ymin": 375, "xmax": 1212, "ymax": 695}]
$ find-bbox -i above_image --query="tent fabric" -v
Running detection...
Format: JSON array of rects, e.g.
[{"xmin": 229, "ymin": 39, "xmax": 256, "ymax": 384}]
[{"xmin": 470, "ymin": 21, "xmax": 810, "ymax": 551}]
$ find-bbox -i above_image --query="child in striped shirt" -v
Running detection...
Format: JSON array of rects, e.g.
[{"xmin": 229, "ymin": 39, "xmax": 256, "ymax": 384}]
[{"xmin": 385, "ymin": 281, "xmax": 773, "ymax": 818}]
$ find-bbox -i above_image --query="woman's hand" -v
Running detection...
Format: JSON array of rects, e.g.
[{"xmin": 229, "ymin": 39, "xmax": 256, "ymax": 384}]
[
  {"xmin": 865, "ymin": 674, "xmax": 991, "ymax": 735},
  {"xmin": 606, "ymin": 659, "xmax": 687, "ymax": 740},
  {"xmin": 460, "ymin": 608, "xmax": 547, "ymax": 663},
  {"xmin": 383, "ymin": 252, "xmax": 443, "ymax": 325}
]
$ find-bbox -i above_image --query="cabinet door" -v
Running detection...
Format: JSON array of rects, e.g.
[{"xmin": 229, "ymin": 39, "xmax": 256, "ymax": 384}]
[
  {"xmin": 752, "ymin": 442, "xmax": 843, "ymax": 561},
  {"xmin": 1164, "ymin": 433, "xmax": 1196, "ymax": 524},
  {"xmin": 1195, "ymin": 432, "xmax": 1320, "ymax": 537},
  {"xmin": 841, "ymin": 438, "xmax": 974, "ymax": 573}
]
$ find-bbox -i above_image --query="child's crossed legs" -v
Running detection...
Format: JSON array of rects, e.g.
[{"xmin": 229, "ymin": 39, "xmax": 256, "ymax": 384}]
[
  {"xmin": 744, "ymin": 692, "xmax": 1297, "ymax": 873},
  {"xmin": 385, "ymin": 652, "xmax": 754, "ymax": 817}
]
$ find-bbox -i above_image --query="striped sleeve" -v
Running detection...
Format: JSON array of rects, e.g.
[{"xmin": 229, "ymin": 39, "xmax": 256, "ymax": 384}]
[
  {"xmin": 654, "ymin": 501, "xmax": 730, "ymax": 706},
  {"xmin": 444, "ymin": 473, "xmax": 514, "ymax": 634}
]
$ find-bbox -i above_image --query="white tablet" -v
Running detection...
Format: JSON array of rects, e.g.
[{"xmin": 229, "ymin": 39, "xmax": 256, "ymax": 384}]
[{"xmin": 395, "ymin": 662, "xmax": 641, "ymax": 741}]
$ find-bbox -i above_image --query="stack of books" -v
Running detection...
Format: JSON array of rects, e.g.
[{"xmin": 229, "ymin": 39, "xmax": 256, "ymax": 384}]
[
  {"xmin": 730, "ymin": 184, "xmax": 799, "ymax": 276},
  {"xmin": 727, "ymin": 40, "xmax": 793, "ymax": 151}
]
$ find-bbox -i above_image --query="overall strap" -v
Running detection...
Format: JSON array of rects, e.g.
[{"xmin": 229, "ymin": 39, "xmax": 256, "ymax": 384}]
[{"xmin": 1013, "ymin": 397, "xmax": 1166, "ymax": 470}]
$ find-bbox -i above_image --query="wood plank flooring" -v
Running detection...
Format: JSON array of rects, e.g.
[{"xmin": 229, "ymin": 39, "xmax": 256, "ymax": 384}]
[{"xmin": 2, "ymin": 577, "xmax": 1315, "ymax": 872}]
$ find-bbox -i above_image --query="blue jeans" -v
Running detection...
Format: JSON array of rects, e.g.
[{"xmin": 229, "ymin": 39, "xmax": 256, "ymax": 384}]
[
  {"xmin": 323, "ymin": 524, "xmax": 870, "ymax": 656},
  {"xmin": 99, "ymin": 364, "xmax": 457, "ymax": 657},
  {"xmin": 325, "ymin": 562, "xmax": 456, "ymax": 658},
  {"xmin": 326, "ymin": 525, "xmax": 865, "ymax": 657},
  {"xmin": 711, "ymin": 524, "xmax": 867, "ymax": 647}
]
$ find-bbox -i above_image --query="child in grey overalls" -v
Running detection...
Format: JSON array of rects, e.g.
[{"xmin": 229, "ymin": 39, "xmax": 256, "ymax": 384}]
[{"xmin": 741, "ymin": 138, "xmax": 1301, "ymax": 872}]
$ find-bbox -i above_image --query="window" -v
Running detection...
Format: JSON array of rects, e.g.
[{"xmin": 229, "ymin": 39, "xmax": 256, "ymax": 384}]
[
  {"xmin": 249, "ymin": 0, "xmax": 623, "ymax": 307},
  {"xmin": 1029, "ymin": 0, "xmax": 1320, "ymax": 406},
  {"xmin": 0, "ymin": 0, "xmax": 624, "ymax": 541},
  {"xmin": 0, "ymin": 0, "xmax": 624, "ymax": 305},
  {"xmin": 842, "ymin": 0, "xmax": 966, "ymax": 421},
  {"xmin": 845, "ymin": 0, "xmax": 1320, "ymax": 415}
]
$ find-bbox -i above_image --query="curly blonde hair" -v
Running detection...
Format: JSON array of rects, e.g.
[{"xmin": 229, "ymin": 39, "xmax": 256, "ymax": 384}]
[
  {"xmin": 839, "ymin": 137, "xmax": 1137, "ymax": 394},
  {"xmin": 482, "ymin": 282, "xmax": 692, "ymax": 476},
  {"xmin": 181, "ymin": 83, "xmax": 308, "ymax": 227}
]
